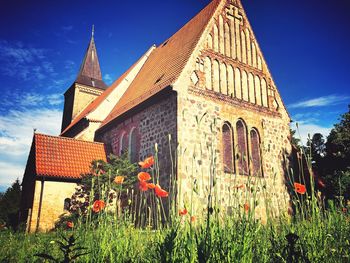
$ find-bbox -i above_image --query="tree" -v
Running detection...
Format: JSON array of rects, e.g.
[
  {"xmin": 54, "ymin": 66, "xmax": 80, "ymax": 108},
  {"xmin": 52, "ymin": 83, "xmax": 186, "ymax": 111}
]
[
  {"xmin": 290, "ymin": 128, "xmax": 301, "ymax": 150},
  {"xmin": 306, "ymin": 133, "xmax": 326, "ymax": 170},
  {"xmin": 320, "ymin": 105, "xmax": 350, "ymax": 201},
  {"xmin": 326, "ymin": 105, "xmax": 350, "ymax": 170},
  {"xmin": 0, "ymin": 179, "xmax": 22, "ymax": 230}
]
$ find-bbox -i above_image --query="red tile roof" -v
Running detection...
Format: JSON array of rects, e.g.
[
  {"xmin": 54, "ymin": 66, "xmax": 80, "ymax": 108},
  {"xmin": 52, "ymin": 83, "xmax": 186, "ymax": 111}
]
[
  {"xmin": 100, "ymin": 0, "xmax": 220, "ymax": 127},
  {"xmin": 34, "ymin": 133, "xmax": 106, "ymax": 179}
]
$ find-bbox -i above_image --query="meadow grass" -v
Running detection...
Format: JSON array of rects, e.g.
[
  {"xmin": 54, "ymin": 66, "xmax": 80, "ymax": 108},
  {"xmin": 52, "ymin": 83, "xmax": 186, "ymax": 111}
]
[
  {"xmin": 1, "ymin": 124, "xmax": 349, "ymax": 262},
  {"xmin": 0, "ymin": 207, "xmax": 349, "ymax": 262}
]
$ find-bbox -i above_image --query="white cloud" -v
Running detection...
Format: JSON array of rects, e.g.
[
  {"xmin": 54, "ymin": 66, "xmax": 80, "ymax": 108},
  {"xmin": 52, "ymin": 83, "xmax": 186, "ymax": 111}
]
[
  {"xmin": 1, "ymin": 91, "xmax": 63, "ymax": 109},
  {"xmin": 0, "ymin": 162, "xmax": 23, "ymax": 187},
  {"xmin": 288, "ymin": 95, "xmax": 350, "ymax": 109},
  {"xmin": 290, "ymin": 122, "xmax": 332, "ymax": 146},
  {"xmin": 47, "ymin": 94, "xmax": 64, "ymax": 106},
  {"xmin": 0, "ymin": 40, "xmax": 55, "ymax": 82},
  {"xmin": 0, "ymin": 107, "xmax": 62, "ymax": 187},
  {"xmin": 103, "ymin": 73, "xmax": 114, "ymax": 85}
]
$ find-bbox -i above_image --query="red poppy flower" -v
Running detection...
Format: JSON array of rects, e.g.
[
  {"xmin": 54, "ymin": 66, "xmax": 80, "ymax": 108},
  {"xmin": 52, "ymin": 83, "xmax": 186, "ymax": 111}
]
[
  {"xmin": 139, "ymin": 180, "xmax": 149, "ymax": 192},
  {"xmin": 190, "ymin": 216, "xmax": 196, "ymax": 222},
  {"xmin": 179, "ymin": 208, "xmax": 188, "ymax": 216},
  {"xmin": 244, "ymin": 203, "xmax": 250, "ymax": 212},
  {"xmin": 92, "ymin": 200, "xmax": 105, "ymax": 213},
  {"xmin": 154, "ymin": 184, "xmax": 168, "ymax": 198},
  {"xmin": 66, "ymin": 221, "xmax": 74, "ymax": 228},
  {"xmin": 138, "ymin": 172, "xmax": 151, "ymax": 181},
  {"xmin": 146, "ymin": 183, "xmax": 156, "ymax": 189},
  {"xmin": 294, "ymin": 182, "xmax": 306, "ymax": 194},
  {"xmin": 139, "ymin": 156, "xmax": 155, "ymax": 169}
]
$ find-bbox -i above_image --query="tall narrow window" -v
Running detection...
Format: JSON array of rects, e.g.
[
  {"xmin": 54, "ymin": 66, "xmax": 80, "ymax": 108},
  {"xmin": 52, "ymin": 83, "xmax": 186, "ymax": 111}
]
[
  {"xmin": 129, "ymin": 127, "xmax": 138, "ymax": 163},
  {"xmin": 250, "ymin": 129, "xmax": 263, "ymax": 176},
  {"xmin": 120, "ymin": 132, "xmax": 128, "ymax": 155},
  {"xmin": 222, "ymin": 122, "xmax": 234, "ymax": 173},
  {"xmin": 236, "ymin": 120, "xmax": 249, "ymax": 175}
]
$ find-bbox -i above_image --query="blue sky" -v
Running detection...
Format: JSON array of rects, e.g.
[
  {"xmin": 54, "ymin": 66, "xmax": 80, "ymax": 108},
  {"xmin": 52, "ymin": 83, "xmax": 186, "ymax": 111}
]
[{"xmin": 0, "ymin": 0, "xmax": 349, "ymax": 191}]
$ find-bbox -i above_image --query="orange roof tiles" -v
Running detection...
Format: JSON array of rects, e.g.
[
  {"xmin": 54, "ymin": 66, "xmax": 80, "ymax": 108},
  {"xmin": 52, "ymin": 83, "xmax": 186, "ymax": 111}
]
[
  {"xmin": 34, "ymin": 133, "xmax": 106, "ymax": 179},
  {"xmin": 100, "ymin": 0, "xmax": 220, "ymax": 127}
]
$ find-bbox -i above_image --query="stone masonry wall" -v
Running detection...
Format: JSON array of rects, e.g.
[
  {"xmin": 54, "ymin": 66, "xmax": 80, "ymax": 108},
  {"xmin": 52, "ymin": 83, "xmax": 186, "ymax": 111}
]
[
  {"xmin": 98, "ymin": 92, "xmax": 177, "ymax": 189},
  {"xmin": 171, "ymin": 0, "xmax": 292, "ymax": 223},
  {"xmin": 175, "ymin": 87, "xmax": 291, "ymax": 223}
]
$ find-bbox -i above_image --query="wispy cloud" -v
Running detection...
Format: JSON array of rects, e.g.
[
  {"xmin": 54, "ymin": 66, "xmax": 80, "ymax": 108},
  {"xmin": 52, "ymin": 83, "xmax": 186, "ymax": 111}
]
[
  {"xmin": 0, "ymin": 40, "xmax": 55, "ymax": 82},
  {"xmin": 288, "ymin": 95, "xmax": 350, "ymax": 109},
  {"xmin": 61, "ymin": 25, "xmax": 73, "ymax": 32},
  {"xmin": 0, "ymin": 91, "xmax": 63, "ymax": 109},
  {"xmin": 0, "ymin": 106, "xmax": 62, "ymax": 187}
]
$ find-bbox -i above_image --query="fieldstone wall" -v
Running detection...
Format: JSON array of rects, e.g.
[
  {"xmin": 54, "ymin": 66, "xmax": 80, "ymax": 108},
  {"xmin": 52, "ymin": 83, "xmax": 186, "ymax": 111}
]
[
  {"xmin": 98, "ymin": 92, "xmax": 178, "ymax": 189},
  {"xmin": 169, "ymin": 0, "xmax": 292, "ymax": 222},
  {"xmin": 174, "ymin": 86, "xmax": 291, "ymax": 222}
]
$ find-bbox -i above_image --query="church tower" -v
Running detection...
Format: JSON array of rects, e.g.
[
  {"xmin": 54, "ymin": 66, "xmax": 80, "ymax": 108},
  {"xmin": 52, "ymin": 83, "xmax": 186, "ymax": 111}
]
[{"xmin": 61, "ymin": 27, "xmax": 107, "ymax": 132}]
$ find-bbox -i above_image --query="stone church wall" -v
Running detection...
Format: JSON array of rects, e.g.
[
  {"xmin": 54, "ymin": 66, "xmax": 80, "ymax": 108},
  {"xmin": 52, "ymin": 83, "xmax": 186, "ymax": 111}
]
[
  {"xmin": 98, "ymin": 92, "xmax": 178, "ymax": 189},
  {"xmin": 170, "ymin": 0, "xmax": 292, "ymax": 223},
  {"xmin": 175, "ymin": 86, "xmax": 291, "ymax": 223}
]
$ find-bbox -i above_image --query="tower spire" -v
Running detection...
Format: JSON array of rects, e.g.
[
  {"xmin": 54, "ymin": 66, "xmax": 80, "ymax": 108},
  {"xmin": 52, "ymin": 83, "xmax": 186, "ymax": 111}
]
[{"xmin": 75, "ymin": 27, "xmax": 107, "ymax": 90}]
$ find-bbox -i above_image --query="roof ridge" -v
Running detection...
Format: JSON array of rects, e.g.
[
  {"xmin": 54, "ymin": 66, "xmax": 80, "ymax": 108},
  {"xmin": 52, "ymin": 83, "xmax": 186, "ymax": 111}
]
[
  {"xmin": 35, "ymin": 133, "xmax": 105, "ymax": 145},
  {"xmin": 60, "ymin": 45, "xmax": 155, "ymax": 136},
  {"xmin": 98, "ymin": 0, "xmax": 221, "ymax": 128}
]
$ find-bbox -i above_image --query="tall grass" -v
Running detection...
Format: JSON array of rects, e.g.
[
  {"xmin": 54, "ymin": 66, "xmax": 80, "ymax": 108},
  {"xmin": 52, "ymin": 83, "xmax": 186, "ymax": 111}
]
[{"xmin": 1, "ymin": 122, "xmax": 349, "ymax": 262}]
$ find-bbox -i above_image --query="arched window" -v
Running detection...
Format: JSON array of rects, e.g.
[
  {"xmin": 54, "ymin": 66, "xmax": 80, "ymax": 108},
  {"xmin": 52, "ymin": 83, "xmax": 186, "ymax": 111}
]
[
  {"xmin": 64, "ymin": 198, "xmax": 71, "ymax": 211},
  {"xmin": 119, "ymin": 132, "xmax": 128, "ymax": 155},
  {"xmin": 129, "ymin": 127, "xmax": 138, "ymax": 163},
  {"xmin": 236, "ymin": 119, "xmax": 249, "ymax": 175},
  {"xmin": 222, "ymin": 122, "xmax": 234, "ymax": 173},
  {"xmin": 250, "ymin": 128, "xmax": 263, "ymax": 176}
]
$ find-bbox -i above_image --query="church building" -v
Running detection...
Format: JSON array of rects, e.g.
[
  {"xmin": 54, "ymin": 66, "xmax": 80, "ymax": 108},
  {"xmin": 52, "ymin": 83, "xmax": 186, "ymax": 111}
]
[{"xmin": 21, "ymin": 0, "xmax": 292, "ymax": 232}]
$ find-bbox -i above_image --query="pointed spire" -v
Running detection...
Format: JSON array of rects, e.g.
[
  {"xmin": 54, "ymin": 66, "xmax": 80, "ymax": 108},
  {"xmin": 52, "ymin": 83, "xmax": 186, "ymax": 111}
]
[{"xmin": 75, "ymin": 26, "xmax": 107, "ymax": 90}]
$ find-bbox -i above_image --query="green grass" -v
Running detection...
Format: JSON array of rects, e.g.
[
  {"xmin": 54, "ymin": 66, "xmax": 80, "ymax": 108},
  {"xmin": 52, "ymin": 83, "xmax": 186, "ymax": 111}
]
[
  {"xmin": 1, "ymin": 123, "xmax": 349, "ymax": 262},
  {"xmin": 0, "ymin": 207, "xmax": 349, "ymax": 262}
]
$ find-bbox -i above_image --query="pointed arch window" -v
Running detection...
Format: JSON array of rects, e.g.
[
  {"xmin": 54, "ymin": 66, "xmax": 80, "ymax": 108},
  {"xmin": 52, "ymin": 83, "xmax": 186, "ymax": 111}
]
[
  {"xmin": 129, "ymin": 127, "xmax": 138, "ymax": 163},
  {"xmin": 250, "ymin": 128, "xmax": 263, "ymax": 176},
  {"xmin": 222, "ymin": 122, "xmax": 234, "ymax": 173},
  {"xmin": 119, "ymin": 132, "xmax": 128, "ymax": 156},
  {"xmin": 236, "ymin": 119, "xmax": 249, "ymax": 175}
]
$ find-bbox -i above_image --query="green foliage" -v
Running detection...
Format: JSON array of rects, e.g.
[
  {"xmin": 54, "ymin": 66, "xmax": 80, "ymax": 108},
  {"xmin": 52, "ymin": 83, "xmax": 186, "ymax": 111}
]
[
  {"xmin": 67, "ymin": 153, "xmax": 138, "ymax": 218},
  {"xmin": 35, "ymin": 234, "xmax": 89, "ymax": 263},
  {"xmin": 81, "ymin": 153, "xmax": 138, "ymax": 199},
  {"xmin": 326, "ymin": 105, "xmax": 350, "ymax": 169},
  {"xmin": 1, "ymin": 209, "xmax": 349, "ymax": 262},
  {"xmin": 307, "ymin": 106, "xmax": 350, "ymax": 201},
  {"xmin": 0, "ymin": 179, "xmax": 21, "ymax": 230}
]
